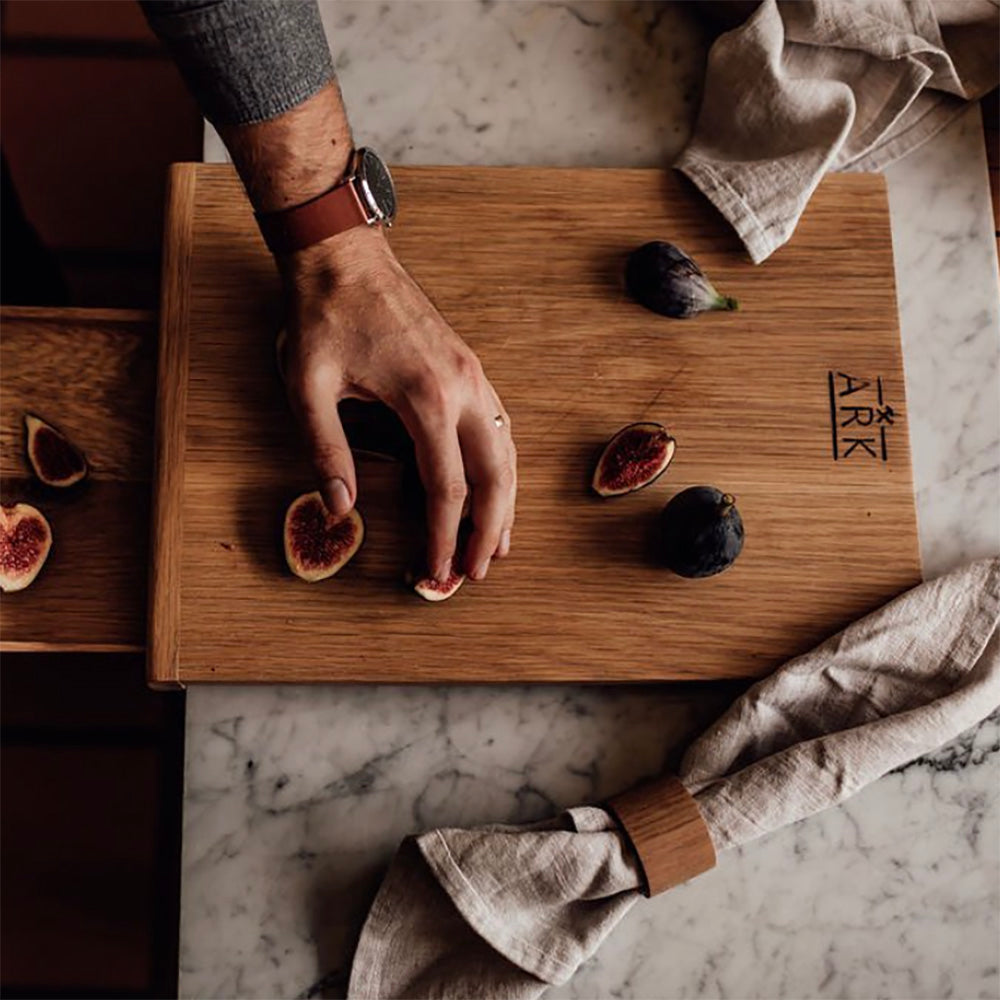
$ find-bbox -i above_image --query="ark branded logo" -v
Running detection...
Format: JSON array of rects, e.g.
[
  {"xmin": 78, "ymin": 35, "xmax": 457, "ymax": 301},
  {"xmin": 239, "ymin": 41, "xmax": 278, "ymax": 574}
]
[{"xmin": 827, "ymin": 371, "xmax": 895, "ymax": 462}]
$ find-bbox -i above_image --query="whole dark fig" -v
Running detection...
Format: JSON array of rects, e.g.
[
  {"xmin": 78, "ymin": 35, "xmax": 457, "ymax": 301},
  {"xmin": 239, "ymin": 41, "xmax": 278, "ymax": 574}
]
[
  {"xmin": 626, "ymin": 241, "xmax": 738, "ymax": 319},
  {"xmin": 660, "ymin": 486, "xmax": 744, "ymax": 578},
  {"xmin": 592, "ymin": 422, "xmax": 676, "ymax": 497}
]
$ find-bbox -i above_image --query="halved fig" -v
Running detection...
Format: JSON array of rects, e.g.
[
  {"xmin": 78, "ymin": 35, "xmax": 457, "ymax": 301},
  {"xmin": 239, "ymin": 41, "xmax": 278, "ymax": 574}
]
[
  {"xmin": 283, "ymin": 491, "xmax": 364, "ymax": 582},
  {"xmin": 0, "ymin": 503, "xmax": 52, "ymax": 592},
  {"xmin": 413, "ymin": 564, "xmax": 466, "ymax": 602},
  {"xmin": 592, "ymin": 422, "xmax": 676, "ymax": 497},
  {"xmin": 24, "ymin": 414, "xmax": 88, "ymax": 487}
]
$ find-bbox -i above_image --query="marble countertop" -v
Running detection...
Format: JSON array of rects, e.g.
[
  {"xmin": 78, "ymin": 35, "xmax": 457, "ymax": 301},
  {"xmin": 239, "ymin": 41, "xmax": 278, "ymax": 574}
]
[{"xmin": 189, "ymin": 3, "xmax": 1000, "ymax": 998}]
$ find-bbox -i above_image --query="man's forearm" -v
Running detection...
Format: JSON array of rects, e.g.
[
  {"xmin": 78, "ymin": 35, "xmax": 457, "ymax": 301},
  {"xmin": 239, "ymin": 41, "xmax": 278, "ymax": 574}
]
[
  {"xmin": 139, "ymin": 0, "xmax": 334, "ymax": 130},
  {"xmin": 141, "ymin": 0, "xmax": 362, "ymax": 255},
  {"xmin": 218, "ymin": 81, "xmax": 353, "ymax": 214}
]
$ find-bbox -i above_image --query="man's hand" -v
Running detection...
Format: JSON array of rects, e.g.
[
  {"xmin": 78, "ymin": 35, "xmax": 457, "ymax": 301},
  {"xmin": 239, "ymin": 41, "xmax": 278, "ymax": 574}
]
[
  {"xmin": 283, "ymin": 226, "xmax": 516, "ymax": 583},
  {"xmin": 215, "ymin": 82, "xmax": 516, "ymax": 583}
]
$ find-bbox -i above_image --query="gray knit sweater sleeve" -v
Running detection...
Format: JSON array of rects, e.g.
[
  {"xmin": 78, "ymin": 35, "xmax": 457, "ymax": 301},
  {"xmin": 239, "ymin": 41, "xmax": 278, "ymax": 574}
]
[{"xmin": 139, "ymin": 0, "xmax": 334, "ymax": 127}]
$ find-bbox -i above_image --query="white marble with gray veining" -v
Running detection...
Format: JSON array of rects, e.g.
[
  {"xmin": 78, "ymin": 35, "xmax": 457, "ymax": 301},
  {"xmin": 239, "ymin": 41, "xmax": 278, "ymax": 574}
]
[{"xmin": 189, "ymin": 3, "xmax": 1000, "ymax": 998}]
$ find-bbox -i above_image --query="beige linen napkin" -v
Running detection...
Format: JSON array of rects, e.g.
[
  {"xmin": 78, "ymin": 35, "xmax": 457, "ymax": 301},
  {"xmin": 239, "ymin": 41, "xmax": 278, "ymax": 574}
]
[
  {"xmin": 348, "ymin": 556, "xmax": 1000, "ymax": 999},
  {"xmin": 675, "ymin": 0, "xmax": 999, "ymax": 263}
]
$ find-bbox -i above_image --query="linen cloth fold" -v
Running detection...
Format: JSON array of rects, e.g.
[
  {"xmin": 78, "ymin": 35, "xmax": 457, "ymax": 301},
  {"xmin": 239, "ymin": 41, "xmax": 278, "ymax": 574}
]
[
  {"xmin": 675, "ymin": 0, "xmax": 999, "ymax": 263},
  {"xmin": 348, "ymin": 557, "xmax": 1000, "ymax": 999}
]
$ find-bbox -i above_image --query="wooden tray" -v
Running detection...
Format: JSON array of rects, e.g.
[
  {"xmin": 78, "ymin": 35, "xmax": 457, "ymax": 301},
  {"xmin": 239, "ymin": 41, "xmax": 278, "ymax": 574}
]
[
  {"xmin": 1, "ymin": 307, "xmax": 155, "ymax": 652},
  {"xmin": 148, "ymin": 164, "xmax": 920, "ymax": 686}
]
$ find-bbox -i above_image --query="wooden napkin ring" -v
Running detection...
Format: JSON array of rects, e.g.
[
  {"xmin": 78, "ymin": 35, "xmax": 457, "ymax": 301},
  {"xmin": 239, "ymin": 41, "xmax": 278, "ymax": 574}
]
[{"xmin": 605, "ymin": 774, "xmax": 716, "ymax": 897}]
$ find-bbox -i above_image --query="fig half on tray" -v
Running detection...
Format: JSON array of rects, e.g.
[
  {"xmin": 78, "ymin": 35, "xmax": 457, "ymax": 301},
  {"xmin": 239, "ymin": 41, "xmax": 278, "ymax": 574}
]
[{"xmin": 592, "ymin": 422, "xmax": 676, "ymax": 497}]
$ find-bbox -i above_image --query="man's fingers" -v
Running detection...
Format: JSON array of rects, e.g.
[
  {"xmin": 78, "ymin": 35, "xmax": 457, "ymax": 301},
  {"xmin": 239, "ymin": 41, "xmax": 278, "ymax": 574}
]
[
  {"xmin": 291, "ymin": 367, "xmax": 357, "ymax": 518},
  {"xmin": 460, "ymin": 406, "xmax": 516, "ymax": 580},
  {"xmin": 406, "ymin": 416, "xmax": 467, "ymax": 583},
  {"xmin": 496, "ymin": 490, "xmax": 516, "ymax": 559},
  {"xmin": 312, "ymin": 410, "xmax": 357, "ymax": 517}
]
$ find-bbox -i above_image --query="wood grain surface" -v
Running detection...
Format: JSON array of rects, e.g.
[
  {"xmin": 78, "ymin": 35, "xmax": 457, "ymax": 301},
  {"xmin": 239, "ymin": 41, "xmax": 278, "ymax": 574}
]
[
  {"xmin": 151, "ymin": 164, "xmax": 921, "ymax": 686},
  {"xmin": 1, "ymin": 307, "xmax": 155, "ymax": 651}
]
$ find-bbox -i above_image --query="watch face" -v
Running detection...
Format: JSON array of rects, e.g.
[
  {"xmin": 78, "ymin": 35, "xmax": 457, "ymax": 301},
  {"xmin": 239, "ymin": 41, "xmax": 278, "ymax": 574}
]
[{"xmin": 357, "ymin": 148, "xmax": 397, "ymax": 223}]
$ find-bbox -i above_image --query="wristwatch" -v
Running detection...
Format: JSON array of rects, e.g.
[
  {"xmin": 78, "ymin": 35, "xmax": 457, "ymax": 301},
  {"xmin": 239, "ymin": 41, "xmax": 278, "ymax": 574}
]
[{"xmin": 255, "ymin": 147, "xmax": 397, "ymax": 255}]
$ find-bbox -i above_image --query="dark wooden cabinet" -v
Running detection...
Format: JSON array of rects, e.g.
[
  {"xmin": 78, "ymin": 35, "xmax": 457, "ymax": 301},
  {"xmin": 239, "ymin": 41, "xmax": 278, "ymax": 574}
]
[{"xmin": 1, "ymin": 3, "xmax": 196, "ymax": 993}]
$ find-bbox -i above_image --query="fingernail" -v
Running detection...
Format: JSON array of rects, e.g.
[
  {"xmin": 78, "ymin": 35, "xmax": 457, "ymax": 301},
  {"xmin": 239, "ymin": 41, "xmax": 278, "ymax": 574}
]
[
  {"xmin": 471, "ymin": 559, "xmax": 490, "ymax": 581},
  {"xmin": 325, "ymin": 478, "xmax": 352, "ymax": 517},
  {"xmin": 498, "ymin": 529, "xmax": 511, "ymax": 558},
  {"xmin": 434, "ymin": 558, "xmax": 453, "ymax": 583}
]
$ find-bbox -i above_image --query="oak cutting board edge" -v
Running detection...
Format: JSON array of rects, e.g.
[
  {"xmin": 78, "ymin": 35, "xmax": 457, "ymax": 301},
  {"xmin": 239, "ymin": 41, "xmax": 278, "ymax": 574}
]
[
  {"xmin": 150, "ymin": 163, "xmax": 921, "ymax": 687},
  {"xmin": 147, "ymin": 163, "xmax": 197, "ymax": 688}
]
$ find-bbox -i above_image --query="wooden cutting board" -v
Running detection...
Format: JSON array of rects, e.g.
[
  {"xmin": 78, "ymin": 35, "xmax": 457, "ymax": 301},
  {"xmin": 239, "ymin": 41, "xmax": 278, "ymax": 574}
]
[{"xmin": 148, "ymin": 164, "xmax": 920, "ymax": 686}]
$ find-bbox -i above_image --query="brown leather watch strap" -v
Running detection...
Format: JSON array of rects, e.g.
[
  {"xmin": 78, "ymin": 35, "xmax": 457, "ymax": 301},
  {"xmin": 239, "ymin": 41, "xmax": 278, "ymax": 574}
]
[
  {"xmin": 255, "ymin": 180, "xmax": 369, "ymax": 255},
  {"xmin": 605, "ymin": 774, "xmax": 716, "ymax": 896}
]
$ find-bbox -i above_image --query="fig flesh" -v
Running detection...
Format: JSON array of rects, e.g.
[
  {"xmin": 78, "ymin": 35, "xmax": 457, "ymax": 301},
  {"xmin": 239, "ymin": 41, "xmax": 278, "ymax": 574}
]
[
  {"xmin": 413, "ymin": 564, "xmax": 466, "ymax": 602},
  {"xmin": 0, "ymin": 503, "xmax": 52, "ymax": 592},
  {"xmin": 626, "ymin": 241, "xmax": 738, "ymax": 319},
  {"xmin": 283, "ymin": 491, "xmax": 364, "ymax": 582},
  {"xmin": 24, "ymin": 414, "xmax": 88, "ymax": 487},
  {"xmin": 592, "ymin": 422, "xmax": 676, "ymax": 497},
  {"xmin": 660, "ymin": 486, "xmax": 744, "ymax": 578}
]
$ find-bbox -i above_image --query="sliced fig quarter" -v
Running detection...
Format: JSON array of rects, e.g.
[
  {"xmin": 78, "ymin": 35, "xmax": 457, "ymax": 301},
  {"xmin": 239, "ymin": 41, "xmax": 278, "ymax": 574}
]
[
  {"xmin": 410, "ymin": 519, "xmax": 473, "ymax": 602},
  {"xmin": 592, "ymin": 422, "xmax": 676, "ymax": 497},
  {"xmin": 24, "ymin": 414, "xmax": 88, "ymax": 487},
  {"xmin": 283, "ymin": 491, "xmax": 364, "ymax": 582},
  {"xmin": 413, "ymin": 564, "xmax": 466, "ymax": 602},
  {"xmin": 0, "ymin": 503, "xmax": 52, "ymax": 592}
]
